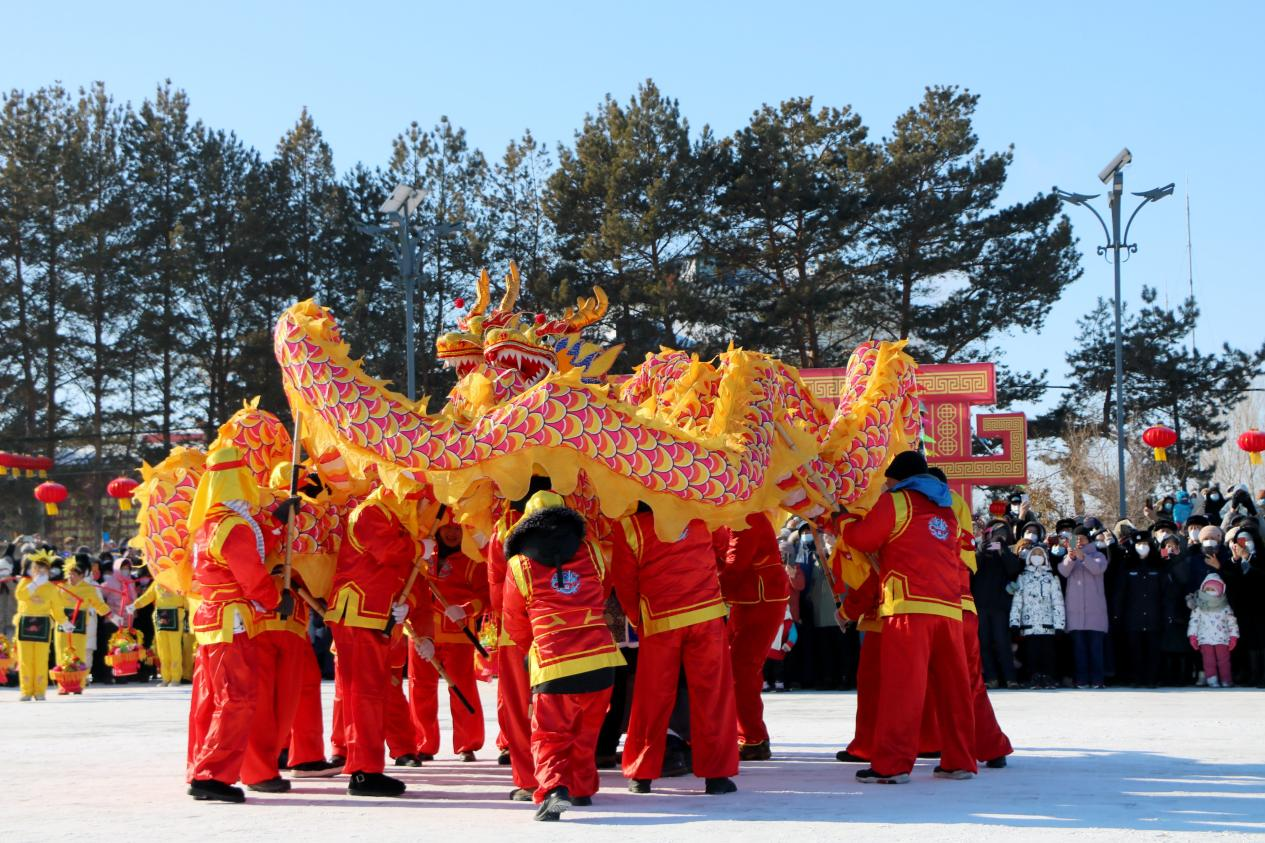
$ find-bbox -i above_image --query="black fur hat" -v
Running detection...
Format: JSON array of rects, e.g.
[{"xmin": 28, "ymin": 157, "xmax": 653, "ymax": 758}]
[{"xmin": 505, "ymin": 496, "xmax": 586, "ymax": 569}]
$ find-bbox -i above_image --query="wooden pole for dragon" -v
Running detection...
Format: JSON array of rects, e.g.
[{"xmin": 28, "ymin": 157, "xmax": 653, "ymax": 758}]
[{"xmin": 282, "ymin": 411, "xmax": 303, "ymax": 598}]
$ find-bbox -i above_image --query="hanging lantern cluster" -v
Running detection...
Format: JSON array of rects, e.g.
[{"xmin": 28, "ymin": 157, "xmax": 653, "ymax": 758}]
[
  {"xmin": 0, "ymin": 452, "xmax": 54, "ymax": 477},
  {"xmin": 34, "ymin": 481, "xmax": 68, "ymax": 516},
  {"xmin": 1142, "ymin": 425, "xmax": 1178, "ymax": 462},
  {"xmin": 107, "ymin": 476, "xmax": 139, "ymax": 511},
  {"xmin": 1239, "ymin": 429, "xmax": 1265, "ymax": 466},
  {"xmin": 988, "ymin": 500, "xmax": 1008, "ymax": 517}
]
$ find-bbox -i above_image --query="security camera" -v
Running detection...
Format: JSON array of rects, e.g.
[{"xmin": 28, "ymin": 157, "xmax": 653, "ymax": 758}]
[{"xmin": 1098, "ymin": 148, "xmax": 1132, "ymax": 184}]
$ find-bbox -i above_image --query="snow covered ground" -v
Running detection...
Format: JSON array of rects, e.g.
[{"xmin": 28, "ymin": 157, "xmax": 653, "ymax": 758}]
[{"xmin": 3, "ymin": 680, "xmax": 1263, "ymax": 841}]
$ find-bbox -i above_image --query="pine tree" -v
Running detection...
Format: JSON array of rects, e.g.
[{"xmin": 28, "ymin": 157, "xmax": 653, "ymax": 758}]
[
  {"xmin": 486, "ymin": 130, "xmax": 555, "ymax": 308},
  {"xmin": 545, "ymin": 79, "xmax": 714, "ymax": 365},
  {"xmin": 705, "ymin": 97, "xmax": 869, "ymax": 367},
  {"xmin": 856, "ymin": 86, "xmax": 1080, "ymax": 404},
  {"xmin": 1057, "ymin": 287, "xmax": 1265, "ymax": 484}
]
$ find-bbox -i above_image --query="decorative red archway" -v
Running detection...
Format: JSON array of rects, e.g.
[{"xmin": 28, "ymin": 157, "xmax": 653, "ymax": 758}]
[{"xmin": 799, "ymin": 361, "xmax": 1028, "ymax": 502}]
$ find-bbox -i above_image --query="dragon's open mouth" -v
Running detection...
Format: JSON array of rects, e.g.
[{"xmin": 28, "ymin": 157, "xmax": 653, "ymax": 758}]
[{"xmin": 486, "ymin": 338, "xmax": 556, "ymax": 386}]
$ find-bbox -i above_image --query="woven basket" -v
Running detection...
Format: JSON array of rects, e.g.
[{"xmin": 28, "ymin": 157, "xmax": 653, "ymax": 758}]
[
  {"xmin": 51, "ymin": 666, "xmax": 88, "ymax": 693},
  {"xmin": 108, "ymin": 649, "xmax": 141, "ymax": 677}
]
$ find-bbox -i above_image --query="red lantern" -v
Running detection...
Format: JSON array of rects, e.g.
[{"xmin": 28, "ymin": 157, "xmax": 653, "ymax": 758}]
[
  {"xmin": 988, "ymin": 500, "xmax": 1008, "ymax": 517},
  {"xmin": 34, "ymin": 481, "xmax": 68, "ymax": 516},
  {"xmin": 107, "ymin": 476, "xmax": 139, "ymax": 511},
  {"xmin": 1142, "ymin": 425, "xmax": 1178, "ymax": 462},
  {"xmin": 30, "ymin": 455, "xmax": 53, "ymax": 477},
  {"xmin": 0, "ymin": 451, "xmax": 13, "ymax": 476},
  {"xmin": 1239, "ymin": 429, "xmax": 1265, "ymax": 466}
]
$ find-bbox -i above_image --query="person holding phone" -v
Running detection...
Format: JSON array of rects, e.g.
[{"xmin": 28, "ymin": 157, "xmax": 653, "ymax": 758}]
[{"xmin": 1058, "ymin": 528, "xmax": 1109, "ymax": 688}]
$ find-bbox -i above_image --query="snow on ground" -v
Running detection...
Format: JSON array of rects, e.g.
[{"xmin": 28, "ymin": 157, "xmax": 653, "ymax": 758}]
[{"xmin": 3, "ymin": 681, "xmax": 1263, "ymax": 841}]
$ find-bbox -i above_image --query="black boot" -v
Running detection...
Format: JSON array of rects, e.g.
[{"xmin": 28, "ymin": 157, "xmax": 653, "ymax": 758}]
[
  {"xmin": 348, "ymin": 771, "xmax": 407, "ymax": 797},
  {"xmin": 571, "ymin": 795, "xmax": 593, "ymax": 806},
  {"xmin": 188, "ymin": 779, "xmax": 246, "ymax": 803},
  {"xmin": 459, "ymin": 751, "xmax": 477, "ymax": 762},
  {"xmin": 290, "ymin": 759, "xmax": 343, "ymax": 778},
  {"xmin": 986, "ymin": 756, "xmax": 1008, "ymax": 769},
  {"xmin": 738, "ymin": 740, "xmax": 771, "ymax": 761},
  {"xmin": 534, "ymin": 786, "xmax": 572, "ymax": 822},
  {"xmin": 628, "ymin": 778, "xmax": 652, "ymax": 794},
  {"xmin": 498, "ymin": 749, "xmax": 512, "ymax": 766},
  {"xmin": 509, "ymin": 787, "xmax": 533, "ymax": 802},
  {"xmin": 246, "ymin": 777, "xmax": 291, "ymax": 793},
  {"xmin": 704, "ymin": 777, "xmax": 737, "ymax": 795},
  {"xmin": 393, "ymin": 754, "xmax": 422, "ymax": 767},
  {"xmin": 835, "ymin": 749, "xmax": 867, "ymax": 762}
]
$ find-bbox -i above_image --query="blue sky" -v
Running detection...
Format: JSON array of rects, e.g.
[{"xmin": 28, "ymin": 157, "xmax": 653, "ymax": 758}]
[{"xmin": 4, "ymin": 1, "xmax": 1261, "ymax": 416}]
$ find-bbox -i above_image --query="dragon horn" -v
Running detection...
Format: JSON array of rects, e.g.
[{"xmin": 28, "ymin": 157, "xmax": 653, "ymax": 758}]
[
  {"xmin": 470, "ymin": 268, "xmax": 491, "ymax": 317},
  {"xmin": 564, "ymin": 286, "xmax": 609, "ymax": 331},
  {"xmin": 499, "ymin": 261, "xmax": 520, "ymax": 312}
]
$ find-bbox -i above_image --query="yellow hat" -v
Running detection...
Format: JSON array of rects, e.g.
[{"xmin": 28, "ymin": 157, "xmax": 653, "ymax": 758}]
[
  {"xmin": 188, "ymin": 447, "xmax": 260, "ymax": 534},
  {"xmin": 523, "ymin": 491, "xmax": 565, "ymax": 519}
]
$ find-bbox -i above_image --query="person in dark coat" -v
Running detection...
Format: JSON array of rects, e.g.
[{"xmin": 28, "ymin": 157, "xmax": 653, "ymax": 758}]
[
  {"xmin": 1113, "ymin": 530, "xmax": 1165, "ymax": 687},
  {"xmin": 971, "ymin": 520, "xmax": 1023, "ymax": 688},
  {"xmin": 1158, "ymin": 534, "xmax": 1195, "ymax": 686},
  {"xmin": 1202, "ymin": 485, "xmax": 1227, "ymax": 521},
  {"xmin": 1227, "ymin": 525, "xmax": 1265, "ymax": 687}
]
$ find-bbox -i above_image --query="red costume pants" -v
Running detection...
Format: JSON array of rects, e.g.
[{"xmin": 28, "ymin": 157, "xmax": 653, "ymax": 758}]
[
  {"xmin": 846, "ymin": 630, "xmax": 880, "ymax": 760},
  {"xmin": 497, "ymin": 642, "xmax": 537, "ymax": 791},
  {"xmin": 531, "ymin": 688, "xmax": 611, "ymax": 802},
  {"xmin": 241, "ymin": 630, "xmax": 306, "ymax": 784},
  {"xmin": 920, "ymin": 611, "xmax": 1013, "ymax": 761},
  {"xmin": 408, "ymin": 641, "xmax": 485, "ymax": 755},
  {"xmin": 623, "ymin": 618, "xmax": 739, "ymax": 780},
  {"xmin": 728, "ymin": 600, "xmax": 787, "ymax": 746},
  {"xmin": 330, "ymin": 624, "xmax": 393, "ymax": 774},
  {"xmin": 288, "ymin": 643, "xmax": 326, "ymax": 766},
  {"xmin": 384, "ymin": 634, "xmax": 417, "ymax": 758},
  {"xmin": 187, "ymin": 634, "xmax": 258, "ymax": 784},
  {"xmin": 871, "ymin": 614, "xmax": 976, "ymax": 777}
]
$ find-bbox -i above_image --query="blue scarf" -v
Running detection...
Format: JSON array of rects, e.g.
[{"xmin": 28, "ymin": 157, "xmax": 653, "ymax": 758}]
[{"xmin": 891, "ymin": 474, "xmax": 953, "ymax": 508}]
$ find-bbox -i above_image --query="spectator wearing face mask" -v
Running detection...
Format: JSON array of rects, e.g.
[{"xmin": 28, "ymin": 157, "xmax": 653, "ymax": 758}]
[
  {"xmin": 1187, "ymin": 574, "xmax": 1239, "ymax": 688},
  {"xmin": 1008, "ymin": 546, "xmax": 1065, "ymax": 688},
  {"xmin": 1004, "ymin": 494, "xmax": 1037, "ymax": 531},
  {"xmin": 0, "ymin": 542, "xmax": 17, "ymax": 640},
  {"xmin": 1203, "ymin": 485, "xmax": 1227, "ymax": 521},
  {"xmin": 1226, "ymin": 526, "xmax": 1264, "ymax": 687},
  {"xmin": 971, "ymin": 521, "xmax": 1023, "ymax": 689},
  {"xmin": 1058, "ymin": 527, "xmax": 1109, "ymax": 688},
  {"xmin": 1158, "ymin": 533, "xmax": 1196, "ymax": 686},
  {"xmin": 1014, "ymin": 522, "xmax": 1046, "ymax": 557},
  {"xmin": 1188, "ymin": 526, "xmax": 1233, "ymax": 595},
  {"xmin": 1184, "ymin": 515, "xmax": 1211, "ymax": 548},
  {"xmin": 1114, "ymin": 530, "xmax": 1165, "ymax": 687}
]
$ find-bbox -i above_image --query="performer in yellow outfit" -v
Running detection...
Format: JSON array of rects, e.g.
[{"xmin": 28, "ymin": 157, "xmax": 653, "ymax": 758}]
[
  {"xmin": 131, "ymin": 579, "xmax": 187, "ymax": 685},
  {"xmin": 14, "ymin": 553, "xmax": 68, "ymax": 700},
  {"xmin": 55, "ymin": 559, "xmax": 118, "ymax": 691}
]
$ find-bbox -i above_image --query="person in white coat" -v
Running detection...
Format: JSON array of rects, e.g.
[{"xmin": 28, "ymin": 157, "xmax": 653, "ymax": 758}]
[
  {"xmin": 1187, "ymin": 574, "xmax": 1239, "ymax": 688},
  {"xmin": 1009, "ymin": 546, "xmax": 1065, "ymax": 689}
]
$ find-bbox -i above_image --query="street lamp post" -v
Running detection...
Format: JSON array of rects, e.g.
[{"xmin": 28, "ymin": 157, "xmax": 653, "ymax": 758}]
[
  {"xmin": 358, "ymin": 184, "xmax": 463, "ymax": 401},
  {"xmin": 1055, "ymin": 148, "xmax": 1173, "ymax": 521}
]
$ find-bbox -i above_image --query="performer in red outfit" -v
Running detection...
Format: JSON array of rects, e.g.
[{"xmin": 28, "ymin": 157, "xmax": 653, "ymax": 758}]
[
  {"xmin": 714, "ymin": 513, "xmax": 790, "ymax": 760},
  {"xmin": 919, "ymin": 467, "xmax": 1013, "ymax": 766},
  {"xmin": 835, "ymin": 570, "xmax": 883, "ymax": 762},
  {"xmin": 185, "ymin": 446, "xmax": 283, "ymax": 804},
  {"xmin": 501, "ymin": 492, "xmax": 625, "ymax": 822},
  {"xmin": 409, "ymin": 522, "xmax": 488, "ymax": 761},
  {"xmin": 610, "ymin": 506, "xmax": 739, "ymax": 795},
  {"xmin": 487, "ymin": 504, "xmax": 538, "ymax": 800},
  {"xmin": 240, "ymin": 567, "xmax": 310, "ymax": 792},
  {"xmin": 839, "ymin": 451, "xmax": 976, "ymax": 783},
  {"xmin": 324, "ymin": 487, "xmax": 435, "ymax": 797}
]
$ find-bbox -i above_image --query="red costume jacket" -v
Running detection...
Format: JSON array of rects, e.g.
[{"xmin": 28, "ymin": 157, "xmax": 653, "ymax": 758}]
[
  {"xmin": 714, "ymin": 513, "xmax": 791, "ymax": 605},
  {"xmin": 486, "ymin": 510, "xmax": 520, "ymax": 646},
  {"xmin": 950, "ymin": 490, "xmax": 978, "ymax": 614},
  {"xmin": 428, "ymin": 549, "xmax": 488, "ymax": 645},
  {"xmin": 841, "ymin": 490, "xmax": 963, "ymax": 621},
  {"xmin": 610, "ymin": 513, "xmax": 727, "ymax": 637},
  {"xmin": 502, "ymin": 514, "xmax": 624, "ymax": 687},
  {"xmin": 325, "ymin": 499, "xmax": 432, "ymax": 635},
  {"xmin": 191, "ymin": 506, "xmax": 282, "ymax": 644}
]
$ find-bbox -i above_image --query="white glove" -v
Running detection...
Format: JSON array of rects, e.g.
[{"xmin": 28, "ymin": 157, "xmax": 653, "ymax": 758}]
[
  {"xmin": 444, "ymin": 604, "xmax": 466, "ymax": 623},
  {"xmin": 391, "ymin": 603, "xmax": 409, "ymax": 624},
  {"xmin": 420, "ymin": 538, "xmax": 436, "ymax": 559},
  {"xmin": 413, "ymin": 636, "xmax": 435, "ymax": 661},
  {"xmin": 59, "ymin": 622, "xmax": 75, "ymax": 633},
  {"xmin": 124, "ymin": 603, "xmax": 135, "ymax": 615},
  {"xmin": 109, "ymin": 614, "xmax": 124, "ymax": 626}
]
